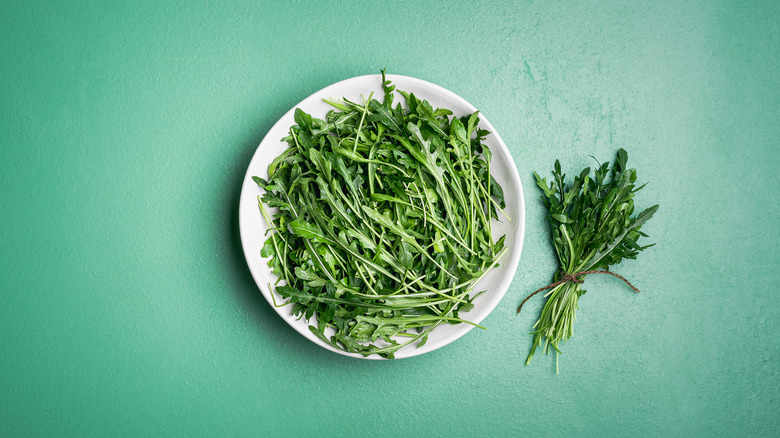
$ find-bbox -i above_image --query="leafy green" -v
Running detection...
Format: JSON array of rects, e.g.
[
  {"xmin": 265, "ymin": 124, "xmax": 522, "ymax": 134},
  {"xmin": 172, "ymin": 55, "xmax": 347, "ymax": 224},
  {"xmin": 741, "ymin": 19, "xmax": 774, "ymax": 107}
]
[
  {"xmin": 254, "ymin": 70, "xmax": 508, "ymax": 358},
  {"xmin": 523, "ymin": 149, "xmax": 658, "ymax": 368}
]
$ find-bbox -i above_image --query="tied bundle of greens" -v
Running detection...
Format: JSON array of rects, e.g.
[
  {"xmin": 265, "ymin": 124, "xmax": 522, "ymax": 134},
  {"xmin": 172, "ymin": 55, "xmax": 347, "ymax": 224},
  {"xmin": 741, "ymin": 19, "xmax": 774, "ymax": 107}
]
[
  {"xmin": 253, "ymin": 71, "xmax": 508, "ymax": 358},
  {"xmin": 519, "ymin": 149, "xmax": 658, "ymax": 367}
]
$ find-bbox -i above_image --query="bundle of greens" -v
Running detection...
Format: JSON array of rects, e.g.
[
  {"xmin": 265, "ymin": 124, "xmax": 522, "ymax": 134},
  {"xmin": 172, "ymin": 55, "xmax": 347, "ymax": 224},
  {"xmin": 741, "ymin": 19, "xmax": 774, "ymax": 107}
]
[
  {"xmin": 520, "ymin": 149, "xmax": 658, "ymax": 367},
  {"xmin": 254, "ymin": 71, "xmax": 508, "ymax": 358}
]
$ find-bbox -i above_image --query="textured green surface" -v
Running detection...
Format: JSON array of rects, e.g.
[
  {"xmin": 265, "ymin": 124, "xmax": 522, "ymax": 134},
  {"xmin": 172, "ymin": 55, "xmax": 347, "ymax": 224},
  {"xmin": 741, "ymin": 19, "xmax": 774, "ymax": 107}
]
[{"xmin": 1, "ymin": 1, "xmax": 778, "ymax": 436}]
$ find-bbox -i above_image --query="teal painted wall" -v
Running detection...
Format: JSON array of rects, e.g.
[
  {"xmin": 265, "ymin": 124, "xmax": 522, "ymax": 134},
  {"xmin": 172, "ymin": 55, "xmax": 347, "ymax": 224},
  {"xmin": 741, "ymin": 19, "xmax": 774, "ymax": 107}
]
[{"xmin": 1, "ymin": 0, "xmax": 778, "ymax": 436}]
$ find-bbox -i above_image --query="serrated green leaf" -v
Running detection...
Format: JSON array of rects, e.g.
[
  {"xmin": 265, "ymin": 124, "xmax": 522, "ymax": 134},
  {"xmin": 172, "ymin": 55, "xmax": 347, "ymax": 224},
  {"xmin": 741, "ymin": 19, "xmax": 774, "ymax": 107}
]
[{"xmin": 251, "ymin": 72, "xmax": 503, "ymax": 358}]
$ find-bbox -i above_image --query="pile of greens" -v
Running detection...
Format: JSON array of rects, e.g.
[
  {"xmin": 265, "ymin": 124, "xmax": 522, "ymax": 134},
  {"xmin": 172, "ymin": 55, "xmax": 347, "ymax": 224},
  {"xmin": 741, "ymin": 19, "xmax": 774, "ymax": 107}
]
[
  {"xmin": 253, "ymin": 71, "xmax": 508, "ymax": 358},
  {"xmin": 522, "ymin": 149, "xmax": 658, "ymax": 368}
]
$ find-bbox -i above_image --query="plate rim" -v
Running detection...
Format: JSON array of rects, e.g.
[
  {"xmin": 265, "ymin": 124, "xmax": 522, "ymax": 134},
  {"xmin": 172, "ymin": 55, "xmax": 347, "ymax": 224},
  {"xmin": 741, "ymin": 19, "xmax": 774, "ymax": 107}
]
[{"xmin": 238, "ymin": 73, "xmax": 525, "ymax": 359}]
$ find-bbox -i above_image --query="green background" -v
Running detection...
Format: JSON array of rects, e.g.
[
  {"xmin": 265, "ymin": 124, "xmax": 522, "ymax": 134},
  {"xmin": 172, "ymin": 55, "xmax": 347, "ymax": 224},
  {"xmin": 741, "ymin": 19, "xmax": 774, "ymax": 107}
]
[{"xmin": 2, "ymin": 0, "xmax": 778, "ymax": 436}]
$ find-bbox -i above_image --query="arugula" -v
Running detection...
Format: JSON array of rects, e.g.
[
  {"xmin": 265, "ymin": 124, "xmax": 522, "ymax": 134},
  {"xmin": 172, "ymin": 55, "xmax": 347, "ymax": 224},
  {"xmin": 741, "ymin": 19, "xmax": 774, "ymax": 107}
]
[
  {"xmin": 254, "ymin": 71, "xmax": 508, "ymax": 358},
  {"xmin": 521, "ymin": 149, "xmax": 658, "ymax": 369}
]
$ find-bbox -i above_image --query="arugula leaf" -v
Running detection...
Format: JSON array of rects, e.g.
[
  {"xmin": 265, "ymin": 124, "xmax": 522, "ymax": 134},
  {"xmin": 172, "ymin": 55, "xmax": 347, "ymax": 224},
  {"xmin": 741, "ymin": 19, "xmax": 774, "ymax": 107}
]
[
  {"xmin": 254, "ymin": 72, "xmax": 509, "ymax": 358},
  {"xmin": 522, "ymin": 148, "xmax": 658, "ymax": 370}
]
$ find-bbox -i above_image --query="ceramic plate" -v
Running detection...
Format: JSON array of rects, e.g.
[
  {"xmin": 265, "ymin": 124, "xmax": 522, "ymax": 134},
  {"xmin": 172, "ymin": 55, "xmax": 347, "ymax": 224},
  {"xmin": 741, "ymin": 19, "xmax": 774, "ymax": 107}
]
[{"xmin": 238, "ymin": 74, "xmax": 525, "ymax": 359}]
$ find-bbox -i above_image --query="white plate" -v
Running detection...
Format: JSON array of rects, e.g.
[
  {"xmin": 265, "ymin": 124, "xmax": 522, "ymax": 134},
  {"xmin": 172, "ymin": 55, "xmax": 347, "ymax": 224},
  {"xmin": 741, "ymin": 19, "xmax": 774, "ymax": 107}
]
[{"xmin": 238, "ymin": 74, "xmax": 525, "ymax": 359}]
